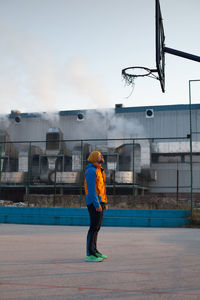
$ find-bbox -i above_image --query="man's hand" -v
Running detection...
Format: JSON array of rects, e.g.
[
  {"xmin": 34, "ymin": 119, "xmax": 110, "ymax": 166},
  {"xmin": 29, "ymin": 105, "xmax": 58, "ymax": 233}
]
[
  {"xmin": 104, "ymin": 205, "xmax": 108, "ymax": 210},
  {"xmin": 96, "ymin": 206, "xmax": 102, "ymax": 212}
]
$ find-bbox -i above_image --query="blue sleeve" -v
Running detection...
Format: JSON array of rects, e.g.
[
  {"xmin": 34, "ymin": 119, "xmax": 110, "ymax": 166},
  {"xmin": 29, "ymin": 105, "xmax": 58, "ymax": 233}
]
[{"xmin": 85, "ymin": 168, "xmax": 100, "ymax": 208}]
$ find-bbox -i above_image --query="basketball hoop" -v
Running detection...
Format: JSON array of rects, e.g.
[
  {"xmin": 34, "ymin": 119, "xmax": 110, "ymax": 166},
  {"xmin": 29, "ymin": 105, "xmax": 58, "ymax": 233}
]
[{"xmin": 122, "ymin": 66, "xmax": 159, "ymax": 87}]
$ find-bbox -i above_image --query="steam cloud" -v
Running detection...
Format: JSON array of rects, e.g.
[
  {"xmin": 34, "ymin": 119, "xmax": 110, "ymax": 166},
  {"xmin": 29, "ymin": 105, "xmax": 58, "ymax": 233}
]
[
  {"xmin": 65, "ymin": 57, "xmax": 112, "ymax": 109},
  {"xmin": 0, "ymin": 27, "xmax": 59, "ymax": 114},
  {"xmin": 0, "ymin": 115, "xmax": 10, "ymax": 130},
  {"xmin": 84, "ymin": 108, "xmax": 145, "ymax": 147},
  {"xmin": 0, "ymin": 26, "xmax": 114, "ymax": 127},
  {"xmin": 41, "ymin": 111, "xmax": 60, "ymax": 127},
  {"xmin": 0, "ymin": 27, "xmax": 112, "ymax": 113},
  {"xmin": 0, "ymin": 28, "xmax": 145, "ymax": 139}
]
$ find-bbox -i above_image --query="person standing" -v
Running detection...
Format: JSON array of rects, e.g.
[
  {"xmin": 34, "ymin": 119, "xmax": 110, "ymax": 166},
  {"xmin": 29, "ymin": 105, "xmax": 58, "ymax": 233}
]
[{"xmin": 84, "ymin": 151, "xmax": 108, "ymax": 262}]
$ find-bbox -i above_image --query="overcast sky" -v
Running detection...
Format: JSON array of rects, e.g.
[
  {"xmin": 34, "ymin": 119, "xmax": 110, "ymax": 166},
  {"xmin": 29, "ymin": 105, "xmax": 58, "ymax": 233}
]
[{"xmin": 0, "ymin": 0, "xmax": 200, "ymax": 113}]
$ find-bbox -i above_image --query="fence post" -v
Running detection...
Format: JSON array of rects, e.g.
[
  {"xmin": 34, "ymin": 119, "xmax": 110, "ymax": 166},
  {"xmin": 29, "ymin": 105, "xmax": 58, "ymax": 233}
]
[
  {"xmin": 0, "ymin": 145, "xmax": 1, "ymax": 196},
  {"xmin": 26, "ymin": 142, "xmax": 31, "ymax": 206},
  {"xmin": 80, "ymin": 140, "xmax": 83, "ymax": 207},
  {"xmin": 176, "ymin": 169, "xmax": 179, "ymax": 206},
  {"xmin": 189, "ymin": 80, "xmax": 193, "ymax": 219},
  {"xmin": 54, "ymin": 170, "xmax": 57, "ymax": 207},
  {"xmin": 132, "ymin": 139, "xmax": 135, "ymax": 204}
]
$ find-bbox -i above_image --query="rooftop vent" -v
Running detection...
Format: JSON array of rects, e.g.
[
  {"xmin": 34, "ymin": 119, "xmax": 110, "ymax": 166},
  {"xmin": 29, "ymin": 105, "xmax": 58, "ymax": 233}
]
[
  {"xmin": 77, "ymin": 113, "xmax": 84, "ymax": 121},
  {"xmin": 115, "ymin": 104, "xmax": 123, "ymax": 108},
  {"xmin": 11, "ymin": 110, "xmax": 21, "ymax": 123},
  {"xmin": 145, "ymin": 109, "xmax": 154, "ymax": 118}
]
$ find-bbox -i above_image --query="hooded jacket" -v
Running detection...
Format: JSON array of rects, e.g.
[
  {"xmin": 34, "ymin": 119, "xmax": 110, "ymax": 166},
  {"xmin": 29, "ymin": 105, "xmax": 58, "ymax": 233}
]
[{"xmin": 84, "ymin": 162, "xmax": 107, "ymax": 208}]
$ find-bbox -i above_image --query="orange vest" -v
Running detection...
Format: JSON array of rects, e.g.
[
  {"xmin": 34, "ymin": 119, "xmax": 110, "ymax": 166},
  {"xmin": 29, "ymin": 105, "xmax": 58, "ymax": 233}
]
[
  {"xmin": 95, "ymin": 166, "xmax": 107, "ymax": 203},
  {"xmin": 84, "ymin": 165, "xmax": 107, "ymax": 204}
]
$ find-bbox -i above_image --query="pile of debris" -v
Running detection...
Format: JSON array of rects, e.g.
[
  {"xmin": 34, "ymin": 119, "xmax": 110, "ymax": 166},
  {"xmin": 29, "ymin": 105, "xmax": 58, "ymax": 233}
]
[{"xmin": 0, "ymin": 200, "xmax": 28, "ymax": 207}]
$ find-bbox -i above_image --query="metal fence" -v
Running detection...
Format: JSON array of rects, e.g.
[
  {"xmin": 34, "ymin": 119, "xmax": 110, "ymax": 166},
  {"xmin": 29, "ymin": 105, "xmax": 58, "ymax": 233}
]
[{"xmin": 0, "ymin": 136, "xmax": 196, "ymax": 212}]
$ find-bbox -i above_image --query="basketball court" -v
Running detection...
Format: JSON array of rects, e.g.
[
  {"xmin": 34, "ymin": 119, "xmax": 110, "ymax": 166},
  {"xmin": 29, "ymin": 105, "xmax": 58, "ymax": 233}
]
[
  {"xmin": 0, "ymin": 224, "xmax": 200, "ymax": 300},
  {"xmin": 1, "ymin": 1, "xmax": 200, "ymax": 299}
]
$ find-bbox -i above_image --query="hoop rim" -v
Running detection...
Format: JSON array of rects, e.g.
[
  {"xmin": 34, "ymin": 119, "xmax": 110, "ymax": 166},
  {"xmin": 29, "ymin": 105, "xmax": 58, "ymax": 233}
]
[{"xmin": 122, "ymin": 66, "xmax": 157, "ymax": 77}]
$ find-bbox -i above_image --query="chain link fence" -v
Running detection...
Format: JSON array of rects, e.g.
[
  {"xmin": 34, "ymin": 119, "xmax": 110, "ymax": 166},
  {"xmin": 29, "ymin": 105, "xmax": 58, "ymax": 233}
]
[{"xmin": 0, "ymin": 136, "xmax": 196, "ymax": 211}]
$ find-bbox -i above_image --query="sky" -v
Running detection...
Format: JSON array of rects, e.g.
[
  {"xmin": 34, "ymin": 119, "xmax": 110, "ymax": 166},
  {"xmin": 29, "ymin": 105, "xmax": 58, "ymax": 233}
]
[{"xmin": 0, "ymin": 0, "xmax": 200, "ymax": 114}]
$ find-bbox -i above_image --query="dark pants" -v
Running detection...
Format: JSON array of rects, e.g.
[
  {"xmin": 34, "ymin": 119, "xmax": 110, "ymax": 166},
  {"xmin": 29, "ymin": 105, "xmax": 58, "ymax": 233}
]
[{"xmin": 86, "ymin": 203, "xmax": 105, "ymax": 256}]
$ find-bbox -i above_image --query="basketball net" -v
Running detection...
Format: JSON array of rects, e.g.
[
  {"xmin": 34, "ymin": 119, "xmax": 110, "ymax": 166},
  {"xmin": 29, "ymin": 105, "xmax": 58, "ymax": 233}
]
[{"xmin": 122, "ymin": 66, "xmax": 159, "ymax": 97}]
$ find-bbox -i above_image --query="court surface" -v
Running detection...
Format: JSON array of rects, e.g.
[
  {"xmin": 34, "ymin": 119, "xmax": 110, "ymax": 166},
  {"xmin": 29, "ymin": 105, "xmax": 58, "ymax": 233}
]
[{"xmin": 0, "ymin": 224, "xmax": 200, "ymax": 300}]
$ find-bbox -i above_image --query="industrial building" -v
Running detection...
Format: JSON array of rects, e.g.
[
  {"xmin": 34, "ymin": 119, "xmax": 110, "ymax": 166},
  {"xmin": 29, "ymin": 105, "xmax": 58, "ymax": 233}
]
[{"xmin": 0, "ymin": 103, "xmax": 199, "ymax": 203}]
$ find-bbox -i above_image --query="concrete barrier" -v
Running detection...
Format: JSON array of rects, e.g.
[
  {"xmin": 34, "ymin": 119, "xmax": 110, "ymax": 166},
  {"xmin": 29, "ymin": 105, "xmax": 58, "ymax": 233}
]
[{"xmin": 0, "ymin": 207, "xmax": 190, "ymax": 227}]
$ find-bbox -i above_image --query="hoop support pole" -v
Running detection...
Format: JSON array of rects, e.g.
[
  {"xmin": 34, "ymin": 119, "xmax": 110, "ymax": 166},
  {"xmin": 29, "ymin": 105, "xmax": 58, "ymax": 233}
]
[
  {"xmin": 164, "ymin": 47, "xmax": 200, "ymax": 63},
  {"xmin": 150, "ymin": 69, "xmax": 158, "ymax": 73}
]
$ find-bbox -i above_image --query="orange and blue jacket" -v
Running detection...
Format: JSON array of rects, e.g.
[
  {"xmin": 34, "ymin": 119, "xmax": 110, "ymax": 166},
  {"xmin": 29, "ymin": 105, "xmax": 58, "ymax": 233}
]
[{"xmin": 84, "ymin": 162, "xmax": 107, "ymax": 208}]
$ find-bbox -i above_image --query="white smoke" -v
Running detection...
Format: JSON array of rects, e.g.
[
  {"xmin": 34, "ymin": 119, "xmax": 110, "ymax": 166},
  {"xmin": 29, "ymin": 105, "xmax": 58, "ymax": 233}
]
[
  {"xmin": 0, "ymin": 27, "xmax": 114, "ymax": 127},
  {"xmin": 0, "ymin": 26, "xmax": 63, "ymax": 127},
  {"xmin": 85, "ymin": 108, "xmax": 144, "ymax": 138},
  {"xmin": 65, "ymin": 57, "xmax": 112, "ymax": 109},
  {"xmin": 107, "ymin": 109, "xmax": 145, "ymax": 139},
  {"xmin": 80, "ymin": 108, "xmax": 146, "ymax": 148},
  {"xmin": 41, "ymin": 111, "xmax": 60, "ymax": 127},
  {"xmin": 0, "ymin": 115, "xmax": 10, "ymax": 130},
  {"xmin": 0, "ymin": 27, "xmax": 59, "ymax": 114}
]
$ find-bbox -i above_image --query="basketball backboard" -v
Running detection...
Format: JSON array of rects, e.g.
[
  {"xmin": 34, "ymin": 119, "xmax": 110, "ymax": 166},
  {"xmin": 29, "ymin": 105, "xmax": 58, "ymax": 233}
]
[
  {"xmin": 155, "ymin": 0, "xmax": 165, "ymax": 92},
  {"xmin": 122, "ymin": 0, "xmax": 200, "ymax": 94}
]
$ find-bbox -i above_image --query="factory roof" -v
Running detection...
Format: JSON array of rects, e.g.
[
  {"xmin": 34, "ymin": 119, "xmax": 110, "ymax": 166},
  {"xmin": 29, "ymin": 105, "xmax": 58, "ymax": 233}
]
[{"xmin": 8, "ymin": 103, "xmax": 200, "ymax": 119}]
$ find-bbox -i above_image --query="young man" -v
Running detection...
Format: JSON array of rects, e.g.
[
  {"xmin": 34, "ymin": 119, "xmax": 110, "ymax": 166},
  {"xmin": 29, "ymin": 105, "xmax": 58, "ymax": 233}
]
[{"xmin": 84, "ymin": 151, "xmax": 108, "ymax": 262}]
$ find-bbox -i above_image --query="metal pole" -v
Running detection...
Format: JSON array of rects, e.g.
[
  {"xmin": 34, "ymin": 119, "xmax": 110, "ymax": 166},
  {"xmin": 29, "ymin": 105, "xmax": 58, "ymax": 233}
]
[
  {"xmin": 80, "ymin": 140, "xmax": 83, "ymax": 207},
  {"xmin": 189, "ymin": 80, "xmax": 193, "ymax": 219},
  {"xmin": 27, "ymin": 142, "xmax": 31, "ymax": 206},
  {"xmin": 54, "ymin": 170, "xmax": 57, "ymax": 207},
  {"xmin": 165, "ymin": 47, "xmax": 200, "ymax": 63},
  {"xmin": 132, "ymin": 140, "xmax": 135, "ymax": 204},
  {"xmin": 176, "ymin": 169, "xmax": 179, "ymax": 206},
  {"xmin": 189, "ymin": 79, "xmax": 200, "ymax": 220},
  {"xmin": 0, "ymin": 145, "xmax": 2, "ymax": 196}
]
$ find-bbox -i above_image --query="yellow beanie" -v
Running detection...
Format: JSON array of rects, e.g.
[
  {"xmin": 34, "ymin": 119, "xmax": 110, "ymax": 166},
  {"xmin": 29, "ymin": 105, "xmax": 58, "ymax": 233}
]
[{"xmin": 87, "ymin": 151, "xmax": 101, "ymax": 164}]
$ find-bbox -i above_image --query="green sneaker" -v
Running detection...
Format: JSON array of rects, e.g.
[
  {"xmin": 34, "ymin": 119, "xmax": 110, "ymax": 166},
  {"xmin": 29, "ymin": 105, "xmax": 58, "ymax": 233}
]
[
  {"xmin": 95, "ymin": 252, "xmax": 108, "ymax": 259},
  {"xmin": 85, "ymin": 255, "xmax": 103, "ymax": 262}
]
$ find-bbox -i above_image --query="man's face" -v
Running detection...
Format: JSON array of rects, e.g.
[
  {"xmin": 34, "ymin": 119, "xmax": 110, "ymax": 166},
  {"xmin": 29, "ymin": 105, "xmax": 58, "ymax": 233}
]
[{"xmin": 96, "ymin": 153, "xmax": 104, "ymax": 164}]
